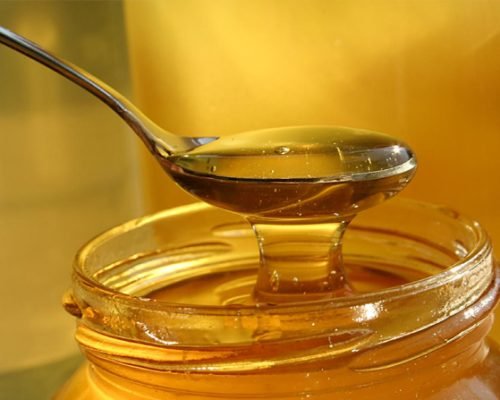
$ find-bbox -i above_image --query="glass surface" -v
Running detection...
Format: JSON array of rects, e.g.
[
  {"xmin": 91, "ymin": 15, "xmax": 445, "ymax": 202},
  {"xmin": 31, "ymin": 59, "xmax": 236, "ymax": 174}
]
[{"xmin": 57, "ymin": 199, "xmax": 499, "ymax": 399}]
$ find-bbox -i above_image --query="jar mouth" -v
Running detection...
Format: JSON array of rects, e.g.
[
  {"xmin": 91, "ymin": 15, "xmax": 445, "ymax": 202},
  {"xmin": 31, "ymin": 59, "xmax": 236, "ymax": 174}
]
[
  {"xmin": 70, "ymin": 198, "xmax": 497, "ymax": 355},
  {"xmin": 74, "ymin": 198, "xmax": 492, "ymax": 311}
]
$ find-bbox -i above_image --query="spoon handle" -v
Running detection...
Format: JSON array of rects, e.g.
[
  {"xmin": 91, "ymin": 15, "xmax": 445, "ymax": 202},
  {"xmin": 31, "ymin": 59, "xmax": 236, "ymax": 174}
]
[{"xmin": 0, "ymin": 26, "xmax": 172, "ymax": 153}]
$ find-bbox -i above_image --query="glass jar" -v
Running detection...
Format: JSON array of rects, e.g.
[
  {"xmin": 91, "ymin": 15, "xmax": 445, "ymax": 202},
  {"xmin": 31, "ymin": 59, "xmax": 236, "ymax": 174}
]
[{"xmin": 57, "ymin": 198, "xmax": 499, "ymax": 399}]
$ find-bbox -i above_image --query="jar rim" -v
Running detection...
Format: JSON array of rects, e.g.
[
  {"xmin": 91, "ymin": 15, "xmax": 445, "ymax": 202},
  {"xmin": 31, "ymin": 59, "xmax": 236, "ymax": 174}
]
[{"xmin": 74, "ymin": 198, "xmax": 492, "ymax": 314}]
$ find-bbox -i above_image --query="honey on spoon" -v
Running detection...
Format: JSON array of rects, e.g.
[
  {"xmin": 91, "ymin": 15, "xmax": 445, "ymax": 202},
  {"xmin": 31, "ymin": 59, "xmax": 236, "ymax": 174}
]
[{"xmin": 0, "ymin": 26, "xmax": 416, "ymax": 304}]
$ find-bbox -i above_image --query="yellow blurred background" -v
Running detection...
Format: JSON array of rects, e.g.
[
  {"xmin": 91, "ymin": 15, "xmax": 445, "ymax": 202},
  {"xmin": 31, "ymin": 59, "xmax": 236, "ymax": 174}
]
[
  {"xmin": 0, "ymin": 1, "xmax": 498, "ymax": 397},
  {"xmin": 0, "ymin": 1, "xmax": 142, "ymax": 398}
]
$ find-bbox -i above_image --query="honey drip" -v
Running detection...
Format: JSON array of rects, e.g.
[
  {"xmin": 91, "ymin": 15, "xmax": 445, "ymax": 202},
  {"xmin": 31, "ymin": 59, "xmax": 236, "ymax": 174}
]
[{"xmin": 162, "ymin": 126, "xmax": 416, "ymax": 303}]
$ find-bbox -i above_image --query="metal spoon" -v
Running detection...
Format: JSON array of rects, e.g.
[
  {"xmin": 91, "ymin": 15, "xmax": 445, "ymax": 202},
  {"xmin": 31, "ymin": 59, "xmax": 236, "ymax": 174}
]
[
  {"xmin": 0, "ymin": 26, "xmax": 419, "ymax": 305},
  {"xmin": 0, "ymin": 26, "xmax": 416, "ymax": 191}
]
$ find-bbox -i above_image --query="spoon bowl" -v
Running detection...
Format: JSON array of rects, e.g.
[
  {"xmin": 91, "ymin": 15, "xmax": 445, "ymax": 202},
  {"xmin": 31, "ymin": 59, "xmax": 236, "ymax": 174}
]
[{"xmin": 168, "ymin": 125, "xmax": 415, "ymax": 181}]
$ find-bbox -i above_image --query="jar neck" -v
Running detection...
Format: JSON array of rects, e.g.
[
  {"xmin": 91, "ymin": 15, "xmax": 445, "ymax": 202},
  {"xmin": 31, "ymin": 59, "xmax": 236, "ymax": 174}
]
[
  {"xmin": 69, "ymin": 238, "xmax": 496, "ymax": 367},
  {"xmin": 80, "ymin": 318, "xmax": 495, "ymax": 399},
  {"xmin": 76, "ymin": 270, "xmax": 498, "ymax": 398}
]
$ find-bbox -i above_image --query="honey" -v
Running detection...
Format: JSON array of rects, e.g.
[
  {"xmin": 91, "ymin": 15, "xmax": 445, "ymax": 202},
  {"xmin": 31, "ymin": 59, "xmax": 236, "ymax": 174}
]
[
  {"xmin": 162, "ymin": 126, "xmax": 415, "ymax": 303},
  {"xmin": 164, "ymin": 126, "xmax": 415, "ymax": 218}
]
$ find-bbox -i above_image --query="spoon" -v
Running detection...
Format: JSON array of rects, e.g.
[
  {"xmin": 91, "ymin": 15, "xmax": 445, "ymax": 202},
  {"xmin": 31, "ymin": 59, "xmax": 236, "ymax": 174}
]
[
  {"xmin": 0, "ymin": 26, "xmax": 416, "ymax": 203},
  {"xmin": 0, "ymin": 26, "xmax": 417, "ymax": 304},
  {"xmin": 0, "ymin": 26, "xmax": 215, "ymax": 156}
]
